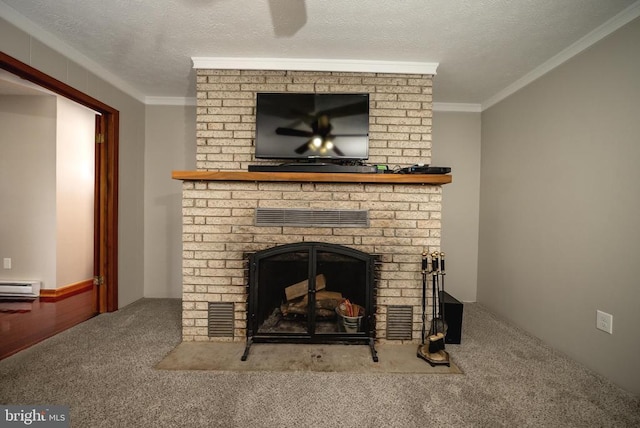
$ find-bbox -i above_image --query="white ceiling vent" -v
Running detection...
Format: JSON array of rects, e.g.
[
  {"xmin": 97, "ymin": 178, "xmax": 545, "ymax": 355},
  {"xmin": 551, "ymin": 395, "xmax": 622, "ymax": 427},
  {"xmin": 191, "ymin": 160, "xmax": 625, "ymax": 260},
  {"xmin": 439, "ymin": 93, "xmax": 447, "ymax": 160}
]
[{"xmin": 256, "ymin": 208, "xmax": 369, "ymax": 228}]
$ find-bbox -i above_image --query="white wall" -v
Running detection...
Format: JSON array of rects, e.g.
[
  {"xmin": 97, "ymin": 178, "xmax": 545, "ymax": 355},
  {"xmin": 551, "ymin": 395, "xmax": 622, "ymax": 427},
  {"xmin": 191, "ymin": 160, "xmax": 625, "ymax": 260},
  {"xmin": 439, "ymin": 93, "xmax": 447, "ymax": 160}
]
[
  {"xmin": 144, "ymin": 105, "xmax": 196, "ymax": 298},
  {"xmin": 479, "ymin": 17, "xmax": 640, "ymax": 394},
  {"xmin": 1, "ymin": 16, "xmax": 147, "ymax": 307},
  {"xmin": 432, "ymin": 111, "xmax": 481, "ymax": 302},
  {"xmin": 56, "ymin": 96, "xmax": 95, "ymax": 287},
  {"xmin": 0, "ymin": 95, "xmax": 57, "ymax": 288}
]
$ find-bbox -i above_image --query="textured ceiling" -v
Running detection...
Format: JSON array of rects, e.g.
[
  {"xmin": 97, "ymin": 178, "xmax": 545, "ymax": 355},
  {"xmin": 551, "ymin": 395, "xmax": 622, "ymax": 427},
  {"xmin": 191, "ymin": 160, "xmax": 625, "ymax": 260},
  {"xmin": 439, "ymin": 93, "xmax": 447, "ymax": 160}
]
[{"xmin": 1, "ymin": 0, "xmax": 638, "ymax": 104}]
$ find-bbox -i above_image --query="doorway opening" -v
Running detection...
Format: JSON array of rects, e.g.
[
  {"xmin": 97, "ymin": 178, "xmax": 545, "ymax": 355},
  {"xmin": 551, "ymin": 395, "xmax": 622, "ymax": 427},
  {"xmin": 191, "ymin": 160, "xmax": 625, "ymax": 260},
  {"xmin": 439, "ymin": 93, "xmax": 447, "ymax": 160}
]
[{"xmin": 1, "ymin": 52, "xmax": 119, "ymax": 314}]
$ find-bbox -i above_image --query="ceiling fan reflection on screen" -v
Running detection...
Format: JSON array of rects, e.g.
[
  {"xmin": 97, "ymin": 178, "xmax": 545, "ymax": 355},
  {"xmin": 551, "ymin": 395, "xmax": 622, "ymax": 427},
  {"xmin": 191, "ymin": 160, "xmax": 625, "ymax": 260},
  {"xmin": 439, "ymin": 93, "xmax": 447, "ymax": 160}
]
[{"xmin": 274, "ymin": 101, "xmax": 368, "ymax": 156}]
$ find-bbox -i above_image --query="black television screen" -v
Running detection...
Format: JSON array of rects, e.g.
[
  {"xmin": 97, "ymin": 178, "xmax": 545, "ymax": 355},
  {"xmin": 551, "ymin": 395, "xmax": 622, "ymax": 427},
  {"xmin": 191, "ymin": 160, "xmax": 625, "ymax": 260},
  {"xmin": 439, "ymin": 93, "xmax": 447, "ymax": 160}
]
[{"xmin": 255, "ymin": 93, "xmax": 369, "ymax": 160}]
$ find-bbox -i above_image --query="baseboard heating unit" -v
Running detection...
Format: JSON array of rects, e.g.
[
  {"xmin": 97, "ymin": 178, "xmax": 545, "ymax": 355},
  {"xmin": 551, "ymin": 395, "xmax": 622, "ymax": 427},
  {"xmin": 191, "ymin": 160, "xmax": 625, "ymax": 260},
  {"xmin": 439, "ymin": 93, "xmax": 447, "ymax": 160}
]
[{"xmin": 0, "ymin": 280, "xmax": 41, "ymax": 300}]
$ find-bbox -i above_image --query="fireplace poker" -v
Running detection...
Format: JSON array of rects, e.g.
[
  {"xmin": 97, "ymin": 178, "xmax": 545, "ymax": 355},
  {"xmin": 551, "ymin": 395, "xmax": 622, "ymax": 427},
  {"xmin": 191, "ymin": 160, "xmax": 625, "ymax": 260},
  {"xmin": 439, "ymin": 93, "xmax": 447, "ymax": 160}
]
[
  {"xmin": 417, "ymin": 251, "xmax": 431, "ymax": 361},
  {"xmin": 430, "ymin": 252, "xmax": 438, "ymax": 336},
  {"xmin": 429, "ymin": 252, "xmax": 446, "ymax": 348},
  {"xmin": 439, "ymin": 252, "xmax": 448, "ymax": 337},
  {"xmin": 420, "ymin": 252, "xmax": 428, "ymax": 345}
]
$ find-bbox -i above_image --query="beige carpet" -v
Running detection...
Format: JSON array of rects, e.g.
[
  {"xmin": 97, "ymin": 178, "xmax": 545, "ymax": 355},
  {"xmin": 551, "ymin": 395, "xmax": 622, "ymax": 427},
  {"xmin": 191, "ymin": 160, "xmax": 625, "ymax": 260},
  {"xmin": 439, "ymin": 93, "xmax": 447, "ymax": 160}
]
[
  {"xmin": 3, "ymin": 300, "xmax": 639, "ymax": 427},
  {"xmin": 156, "ymin": 342, "xmax": 462, "ymax": 374}
]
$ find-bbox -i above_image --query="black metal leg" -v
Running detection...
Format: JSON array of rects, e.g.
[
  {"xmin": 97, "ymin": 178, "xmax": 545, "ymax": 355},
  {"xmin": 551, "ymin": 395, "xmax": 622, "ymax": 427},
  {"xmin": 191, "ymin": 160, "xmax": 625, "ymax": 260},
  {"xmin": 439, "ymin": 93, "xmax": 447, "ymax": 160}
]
[
  {"xmin": 369, "ymin": 338, "xmax": 379, "ymax": 362},
  {"xmin": 241, "ymin": 338, "xmax": 253, "ymax": 361}
]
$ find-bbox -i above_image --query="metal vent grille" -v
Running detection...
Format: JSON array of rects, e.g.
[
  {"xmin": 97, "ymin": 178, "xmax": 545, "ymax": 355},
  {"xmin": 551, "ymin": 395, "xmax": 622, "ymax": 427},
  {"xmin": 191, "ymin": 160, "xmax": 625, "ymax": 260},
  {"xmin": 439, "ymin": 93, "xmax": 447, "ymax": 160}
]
[
  {"xmin": 208, "ymin": 302, "xmax": 234, "ymax": 338},
  {"xmin": 386, "ymin": 305, "xmax": 413, "ymax": 340},
  {"xmin": 256, "ymin": 208, "xmax": 369, "ymax": 228}
]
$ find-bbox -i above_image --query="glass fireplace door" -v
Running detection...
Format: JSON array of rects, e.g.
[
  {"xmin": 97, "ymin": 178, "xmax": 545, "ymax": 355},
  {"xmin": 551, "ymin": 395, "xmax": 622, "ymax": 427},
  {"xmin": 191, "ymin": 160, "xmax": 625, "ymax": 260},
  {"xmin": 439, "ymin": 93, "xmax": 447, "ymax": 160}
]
[
  {"xmin": 254, "ymin": 248, "xmax": 312, "ymax": 336},
  {"xmin": 248, "ymin": 242, "xmax": 374, "ymax": 340},
  {"xmin": 245, "ymin": 242, "xmax": 378, "ymax": 361},
  {"xmin": 314, "ymin": 249, "xmax": 369, "ymax": 336}
]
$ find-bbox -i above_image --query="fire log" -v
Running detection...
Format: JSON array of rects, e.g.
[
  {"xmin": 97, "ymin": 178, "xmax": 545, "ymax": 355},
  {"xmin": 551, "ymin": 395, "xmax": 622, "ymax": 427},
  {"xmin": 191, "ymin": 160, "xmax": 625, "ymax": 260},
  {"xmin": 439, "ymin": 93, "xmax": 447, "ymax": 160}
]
[
  {"xmin": 284, "ymin": 274, "xmax": 326, "ymax": 301},
  {"xmin": 280, "ymin": 290, "xmax": 343, "ymax": 318},
  {"xmin": 280, "ymin": 303, "xmax": 334, "ymax": 318},
  {"xmin": 301, "ymin": 290, "xmax": 343, "ymax": 306}
]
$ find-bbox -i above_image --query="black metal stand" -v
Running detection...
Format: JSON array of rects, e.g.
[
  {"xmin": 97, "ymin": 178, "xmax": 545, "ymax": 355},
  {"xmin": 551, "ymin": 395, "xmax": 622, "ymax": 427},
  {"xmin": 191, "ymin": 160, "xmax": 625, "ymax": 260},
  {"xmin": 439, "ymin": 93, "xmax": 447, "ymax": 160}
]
[
  {"xmin": 240, "ymin": 337, "xmax": 252, "ymax": 361},
  {"xmin": 369, "ymin": 338, "xmax": 379, "ymax": 362},
  {"xmin": 242, "ymin": 337, "xmax": 378, "ymax": 362}
]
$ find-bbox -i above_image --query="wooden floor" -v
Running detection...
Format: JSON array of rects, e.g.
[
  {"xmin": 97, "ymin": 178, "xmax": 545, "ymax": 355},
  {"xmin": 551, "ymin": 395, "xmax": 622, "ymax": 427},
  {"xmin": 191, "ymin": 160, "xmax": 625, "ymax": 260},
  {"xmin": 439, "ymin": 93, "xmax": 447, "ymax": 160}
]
[{"xmin": 0, "ymin": 290, "xmax": 97, "ymax": 360}]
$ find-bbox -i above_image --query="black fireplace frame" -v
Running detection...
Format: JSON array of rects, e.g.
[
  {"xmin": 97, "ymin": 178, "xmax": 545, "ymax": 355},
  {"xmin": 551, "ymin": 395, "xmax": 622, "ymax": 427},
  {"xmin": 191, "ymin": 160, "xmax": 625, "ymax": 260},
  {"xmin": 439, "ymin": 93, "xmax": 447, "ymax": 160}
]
[{"xmin": 242, "ymin": 242, "xmax": 379, "ymax": 361}]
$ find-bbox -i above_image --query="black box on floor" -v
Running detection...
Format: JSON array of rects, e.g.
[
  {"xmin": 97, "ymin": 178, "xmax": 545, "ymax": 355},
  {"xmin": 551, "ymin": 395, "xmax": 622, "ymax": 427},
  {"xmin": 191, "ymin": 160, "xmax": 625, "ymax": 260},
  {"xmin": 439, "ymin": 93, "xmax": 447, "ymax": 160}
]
[{"xmin": 439, "ymin": 291, "xmax": 463, "ymax": 344}]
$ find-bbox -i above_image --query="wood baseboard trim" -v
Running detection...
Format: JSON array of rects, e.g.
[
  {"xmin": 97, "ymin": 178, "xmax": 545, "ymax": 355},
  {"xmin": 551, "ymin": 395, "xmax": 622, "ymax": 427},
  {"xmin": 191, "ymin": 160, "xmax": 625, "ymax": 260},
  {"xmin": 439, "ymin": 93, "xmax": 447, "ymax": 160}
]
[{"xmin": 40, "ymin": 279, "xmax": 94, "ymax": 301}]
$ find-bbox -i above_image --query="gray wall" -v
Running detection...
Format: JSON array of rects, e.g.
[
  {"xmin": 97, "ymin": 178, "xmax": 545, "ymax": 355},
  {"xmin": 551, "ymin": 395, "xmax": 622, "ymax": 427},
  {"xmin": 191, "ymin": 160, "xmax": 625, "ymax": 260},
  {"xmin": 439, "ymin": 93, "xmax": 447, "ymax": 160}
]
[
  {"xmin": 0, "ymin": 95, "xmax": 57, "ymax": 288},
  {"xmin": 144, "ymin": 105, "xmax": 196, "ymax": 298},
  {"xmin": 1, "ymin": 17, "xmax": 146, "ymax": 308},
  {"xmin": 479, "ymin": 17, "xmax": 640, "ymax": 394},
  {"xmin": 432, "ymin": 111, "xmax": 481, "ymax": 302}
]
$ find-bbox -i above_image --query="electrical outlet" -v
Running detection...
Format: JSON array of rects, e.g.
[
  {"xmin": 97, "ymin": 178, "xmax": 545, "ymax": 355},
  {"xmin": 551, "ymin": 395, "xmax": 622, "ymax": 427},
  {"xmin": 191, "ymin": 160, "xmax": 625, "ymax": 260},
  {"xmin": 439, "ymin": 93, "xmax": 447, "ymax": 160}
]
[
  {"xmin": 596, "ymin": 310, "xmax": 613, "ymax": 334},
  {"xmin": 2, "ymin": 258, "xmax": 11, "ymax": 269}
]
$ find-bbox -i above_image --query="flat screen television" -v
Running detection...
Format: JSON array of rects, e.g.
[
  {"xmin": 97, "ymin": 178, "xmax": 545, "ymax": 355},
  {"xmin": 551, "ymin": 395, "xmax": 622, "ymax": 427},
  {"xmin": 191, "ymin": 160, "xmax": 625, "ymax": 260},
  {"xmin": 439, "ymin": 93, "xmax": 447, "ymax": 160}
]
[{"xmin": 255, "ymin": 93, "xmax": 369, "ymax": 161}]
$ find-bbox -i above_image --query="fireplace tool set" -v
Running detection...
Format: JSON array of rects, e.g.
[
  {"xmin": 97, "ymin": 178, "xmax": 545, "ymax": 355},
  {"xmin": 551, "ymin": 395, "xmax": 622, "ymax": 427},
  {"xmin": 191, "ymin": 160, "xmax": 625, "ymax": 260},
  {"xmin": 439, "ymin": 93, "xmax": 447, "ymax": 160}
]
[{"xmin": 417, "ymin": 251, "xmax": 450, "ymax": 366}]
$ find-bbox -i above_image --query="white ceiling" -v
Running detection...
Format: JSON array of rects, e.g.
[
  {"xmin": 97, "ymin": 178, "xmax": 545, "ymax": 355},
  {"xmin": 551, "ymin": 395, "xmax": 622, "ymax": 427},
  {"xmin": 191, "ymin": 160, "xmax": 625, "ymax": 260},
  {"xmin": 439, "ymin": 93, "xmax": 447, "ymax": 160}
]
[{"xmin": 1, "ymin": 0, "xmax": 639, "ymax": 108}]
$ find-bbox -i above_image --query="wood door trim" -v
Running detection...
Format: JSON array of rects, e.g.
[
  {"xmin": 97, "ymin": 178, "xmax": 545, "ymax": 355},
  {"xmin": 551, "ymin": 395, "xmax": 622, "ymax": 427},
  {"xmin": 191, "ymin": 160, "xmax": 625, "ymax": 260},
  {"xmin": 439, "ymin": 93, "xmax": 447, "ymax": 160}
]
[
  {"xmin": 106, "ymin": 111, "xmax": 119, "ymax": 312},
  {"xmin": 1, "ymin": 52, "xmax": 119, "ymax": 312},
  {"xmin": 39, "ymin": 279, "xmax": 94, "ymax": 301}
]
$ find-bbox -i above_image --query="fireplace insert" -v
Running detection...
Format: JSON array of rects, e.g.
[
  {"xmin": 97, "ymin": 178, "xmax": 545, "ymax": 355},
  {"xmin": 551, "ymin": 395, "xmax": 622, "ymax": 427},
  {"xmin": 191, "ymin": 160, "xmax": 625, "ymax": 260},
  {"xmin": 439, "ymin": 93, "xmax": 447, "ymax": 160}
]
[{"xmin": 242, "ymin": 242, "xmax": 379, "ymax": 361}]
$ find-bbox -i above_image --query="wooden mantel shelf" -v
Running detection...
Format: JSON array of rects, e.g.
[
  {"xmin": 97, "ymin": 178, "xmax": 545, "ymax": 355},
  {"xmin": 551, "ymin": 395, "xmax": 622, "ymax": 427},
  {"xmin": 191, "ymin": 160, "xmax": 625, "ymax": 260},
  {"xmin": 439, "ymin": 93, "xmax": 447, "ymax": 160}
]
[{"xmin": 172, "ymin": 170, "xmax": 452, "ymax": 184}]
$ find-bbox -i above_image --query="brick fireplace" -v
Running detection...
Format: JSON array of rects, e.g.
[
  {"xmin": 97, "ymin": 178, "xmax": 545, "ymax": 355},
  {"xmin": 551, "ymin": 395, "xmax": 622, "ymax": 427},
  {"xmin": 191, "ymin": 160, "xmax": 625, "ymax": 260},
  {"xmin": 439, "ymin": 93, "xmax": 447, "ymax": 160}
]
[{"xmin": 177, "ymin": 67, "xmax": 446, "ymax": 345}]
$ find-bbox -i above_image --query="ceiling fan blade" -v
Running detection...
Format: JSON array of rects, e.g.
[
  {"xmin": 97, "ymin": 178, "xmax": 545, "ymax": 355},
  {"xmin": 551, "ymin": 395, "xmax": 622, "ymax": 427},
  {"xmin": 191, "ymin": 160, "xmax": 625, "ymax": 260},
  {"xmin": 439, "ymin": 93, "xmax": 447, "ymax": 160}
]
[
  {"xmin": 316, "ymin": 101, "xmax": 367, "ymax": 119},
  {"xmin": 331, "ymin": 144, "xmax": 345, "ymax": 156},
  {"xmin": 268, "ymin": 0, "xmax": 307, "ymax": 37},
  {"xmin": 294, "ymin": 140, "xmax": 311, "ymax": 154},
  {"xmin": 276, "ymin": 127, "xmax": 313, "ymax": 137}
]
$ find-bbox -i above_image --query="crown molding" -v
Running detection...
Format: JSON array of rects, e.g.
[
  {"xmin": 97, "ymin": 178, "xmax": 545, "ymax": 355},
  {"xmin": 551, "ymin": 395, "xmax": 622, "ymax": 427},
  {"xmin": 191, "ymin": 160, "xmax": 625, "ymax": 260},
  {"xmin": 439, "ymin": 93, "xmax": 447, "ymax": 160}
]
[
  {"xmin": 482, "ymin": 0, "xmax": 640, "ymax": 111},
  {"xmin": 0, "ymin": 2, "xmax": 146, "ymax": 103},
  {"xmin": 145, "ymin": 96, "xmax": 196, "ymax": 106},
  {"xmin": 149, "ymin": 98, "xmax": 477, "ymax": 110},
  {"xmin": 433, "ymin": 102, "xmax": 482, "ymax": 113},
  {"xmin": 192, "ymin": 57, "xmax": 439, "ymax": 75},
  {"xmin": 147, "ymin": 99, "xmax": 483, "ymax": 112}
]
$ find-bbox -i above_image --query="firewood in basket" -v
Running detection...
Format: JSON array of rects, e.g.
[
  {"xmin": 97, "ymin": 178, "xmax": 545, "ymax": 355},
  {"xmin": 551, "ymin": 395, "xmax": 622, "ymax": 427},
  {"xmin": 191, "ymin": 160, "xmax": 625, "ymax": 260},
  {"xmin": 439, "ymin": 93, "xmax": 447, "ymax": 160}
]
[
  {"xmin": 339, "ymin": 299, "xmax": 353, "ymax": 316},
  {"xmin": 337, "ymin": 299, "xmax": 363, "ymax": 317},
  {"xmin": 284, "ymin": 274, "xmax": 327, "ymax": 301}
]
